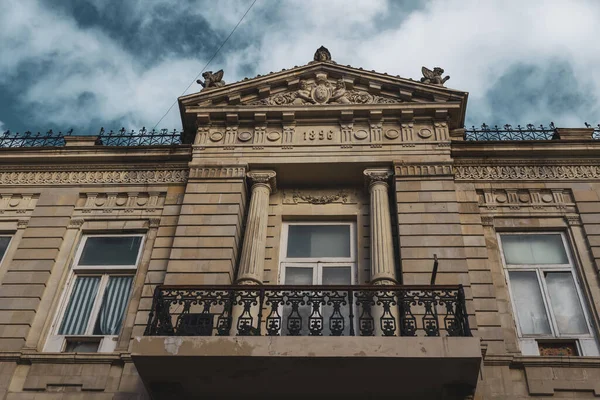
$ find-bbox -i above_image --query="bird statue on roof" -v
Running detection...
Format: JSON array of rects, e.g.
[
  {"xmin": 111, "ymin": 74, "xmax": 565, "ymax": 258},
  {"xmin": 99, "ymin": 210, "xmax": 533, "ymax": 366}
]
[
  {"xmin": 420, "ymin": 67, "xmax": 450, "ymax": 86},
  {"xmin": 197, "ymin": 70, "xmax": 225, "ymax": 90}
]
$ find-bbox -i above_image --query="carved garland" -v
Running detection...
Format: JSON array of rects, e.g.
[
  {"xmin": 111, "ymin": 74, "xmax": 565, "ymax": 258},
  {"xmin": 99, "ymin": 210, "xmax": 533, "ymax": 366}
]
[{"xmin": 292, "ymin": 191, "xmax": 348, "ymax": 205}]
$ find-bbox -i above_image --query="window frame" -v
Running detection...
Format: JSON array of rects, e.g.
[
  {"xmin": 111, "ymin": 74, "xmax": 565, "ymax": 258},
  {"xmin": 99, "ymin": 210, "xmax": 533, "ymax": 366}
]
[
  {"xmin": 499, "ymin": 231, "xmax": 597, "ymax": 355},
  {"xmin": 45, "ymin": 233, "xmax": 144, "ymax": 353},
  {"xmin": 279, "ymin": 221, "xmax": 356, "ymax": 264}
]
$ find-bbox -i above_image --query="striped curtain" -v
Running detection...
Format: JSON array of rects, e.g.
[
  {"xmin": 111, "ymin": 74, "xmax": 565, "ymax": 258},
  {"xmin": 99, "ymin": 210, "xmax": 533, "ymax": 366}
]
[
  {"xmin": 95, "ymin": 276, "xmax": 133, "ymax": 335},
  {"xmin": 59, "ymin": 276, "xmax": 100, "ymax": 335}
]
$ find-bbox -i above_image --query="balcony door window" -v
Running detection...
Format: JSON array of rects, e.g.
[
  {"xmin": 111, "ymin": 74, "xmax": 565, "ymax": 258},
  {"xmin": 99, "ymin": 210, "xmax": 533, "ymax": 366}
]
[
  {"xmin": 280, "ymin": 222, "xmax": 356, "ymax": 284},
  {"xmin": 279, "ymin": 223, "xmax": 356, "ymax": 336},
  {"xmin": 45, "ymin": 235, "xmax": 143, "ymax": 353},
  {"xmin": 499, "ymin": 233, "xmax": 599, "ymax": 356}
]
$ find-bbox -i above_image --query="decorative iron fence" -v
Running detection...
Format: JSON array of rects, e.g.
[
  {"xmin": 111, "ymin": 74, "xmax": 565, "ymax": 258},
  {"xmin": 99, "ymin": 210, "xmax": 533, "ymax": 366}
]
[
  {"xmin": 464, "ymin": 123, "xmax": 557, "ymax": 141},
  {"xmin": 0, "ymin": 129, "xmax": 72, "ymax": 148},
  {"xmin": 144, "ymin": 284, "xmax": 471, "ymax": 338},
  {"xmin": 585, "ymin": 123, "xmax": 600, "ymax": 140},
  {"xmin": 97, "ymin": 127, "xmax": 182, "ymax": 146}
]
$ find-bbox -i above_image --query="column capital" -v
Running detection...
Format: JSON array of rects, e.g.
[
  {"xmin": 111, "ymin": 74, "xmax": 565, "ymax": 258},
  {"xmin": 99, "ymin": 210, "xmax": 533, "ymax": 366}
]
[
  {"xmin": 363, "ymin": 168, "xmax": 393, "ymax": 188},
  {"xmin": 247, "ymin": 170, "xmax": 277, "ymax": 193}
]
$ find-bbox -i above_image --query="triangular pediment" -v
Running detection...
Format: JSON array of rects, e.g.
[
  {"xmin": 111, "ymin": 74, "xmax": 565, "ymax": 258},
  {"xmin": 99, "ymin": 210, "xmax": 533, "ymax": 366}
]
[{"xmin": 179, "ymin": 62, "xmax": 467, "ymax": 109}]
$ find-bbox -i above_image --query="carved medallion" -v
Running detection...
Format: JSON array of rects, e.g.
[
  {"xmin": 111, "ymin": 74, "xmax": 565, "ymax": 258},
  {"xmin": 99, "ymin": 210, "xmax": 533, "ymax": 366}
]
[
  {"xmin": 385, "ymin": 129, "xmax": 400, "ymax": 139},
  {"xmin": 354, "ymin": 130, "xmax": 368, "ymax": 140},
  {"xmin": 266, "ymin": 131, "xmax": 281, "ymax": 141},
  {"xmin": 418, "ymin": 128, "xmax": 433, "ymax": 138},
  {"xmin": 238, "ymin": 131, "xmax": 252, "ymax": 142},
  {"xmin": 209, "ymin": 131, "xmax": 224, "ymax": 142}
]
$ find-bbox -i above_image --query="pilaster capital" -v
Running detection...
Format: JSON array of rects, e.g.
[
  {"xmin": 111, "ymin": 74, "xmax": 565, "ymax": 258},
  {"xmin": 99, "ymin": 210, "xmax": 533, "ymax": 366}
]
[
  {"xmin": 247, "ymin": 170, "xmax": 277, "ymax": 193},
  {"xmin": 364, "ymin": 168, "xmax": 393, "ymax": 189}
]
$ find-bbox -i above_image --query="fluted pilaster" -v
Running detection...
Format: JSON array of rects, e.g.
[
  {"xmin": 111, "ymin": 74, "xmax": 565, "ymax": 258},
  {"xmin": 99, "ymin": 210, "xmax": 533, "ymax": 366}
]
[
  {"xmin": 364, "ymin": 168, "xmax": 397, "ymax": 284},
  {"xmin": 236, "ymin": 170, "xmax": 276, "ymax": 284}
]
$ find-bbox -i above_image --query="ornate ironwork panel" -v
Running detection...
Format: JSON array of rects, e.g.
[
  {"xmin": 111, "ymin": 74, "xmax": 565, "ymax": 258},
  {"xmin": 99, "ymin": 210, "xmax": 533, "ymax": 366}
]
[
  {"xmin": 464, "ymin": 123, "xmax": 556, "ymax": 141},
  {"xmin": 98, "ymin": 127, "xmax": 182, "ymax": 146},
  {"xmin": 0, "ymin": 129, "xmax": 72, "ymax": 147},
  {"xmin": 145, "ymin": 285, "xmax": 472, "ymax": 338}
]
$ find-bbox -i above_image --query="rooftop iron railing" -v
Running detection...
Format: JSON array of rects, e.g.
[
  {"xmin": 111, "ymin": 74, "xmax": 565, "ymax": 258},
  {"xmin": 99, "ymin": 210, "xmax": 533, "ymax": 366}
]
[
  {"xmin": 97, "ymin": 127, "xmax": 182, "ymax": 146},
  {"xmin": 464, "ymin": 123, "xmax": 557, "ymax": 141},
  {"xmin": 0, "ymin": 129, "xmax": 72, "ymax": 147},
  {"xmin": 144, "ymin": 284, "xmax": 471, "ymax": 338}
]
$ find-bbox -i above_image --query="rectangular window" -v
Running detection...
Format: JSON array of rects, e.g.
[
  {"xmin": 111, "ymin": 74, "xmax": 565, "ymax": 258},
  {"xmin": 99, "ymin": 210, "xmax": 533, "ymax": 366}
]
[
  {"xmin": 46, "ymin": 235, "xmax": 143, "ymax": 353},
  {"xmin": 500, "ymin": 232, "xmax": 598, "ymax": 356}
]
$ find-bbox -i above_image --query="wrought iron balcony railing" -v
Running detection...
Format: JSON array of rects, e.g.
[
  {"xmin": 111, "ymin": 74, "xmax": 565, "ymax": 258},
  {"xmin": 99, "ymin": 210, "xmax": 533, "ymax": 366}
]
[
  {"xmin": 144, "ymin": 284, "xmax": 471, "ymax": 338},
  {"xmin": 464, "ymin": 123, "xmax": 557, "ymax": 141}
]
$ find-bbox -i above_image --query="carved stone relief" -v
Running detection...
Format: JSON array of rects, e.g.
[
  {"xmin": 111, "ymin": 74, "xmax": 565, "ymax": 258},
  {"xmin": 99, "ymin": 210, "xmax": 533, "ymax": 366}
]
[
  {"xmin": 0, "ymin": 169, "xmax": 188, "ymax": 185},
  {"xmin": 455, "ymin": 164, "xmax": 600, "ymax": 180},
  {"xmin": 477, "ymin": 189, "xmax": 574, "ymax": 213},
  {"xmin": 0, "ymin": 194, "xmax": 38, "ymax": 215},
  {"xmin": 246, "ymin": 75, "xmax": 402, "ymax": 106},
  {"xmin": 282, "ymin": 189, "xmax": 358, "ymax": 205},
  {"xmin": 75, "ymin": 192, "xmax": 164, "ymax": 216},
  {"xmin": 197, "ymin": 122, "xmax": 449, "ymax": 147}
]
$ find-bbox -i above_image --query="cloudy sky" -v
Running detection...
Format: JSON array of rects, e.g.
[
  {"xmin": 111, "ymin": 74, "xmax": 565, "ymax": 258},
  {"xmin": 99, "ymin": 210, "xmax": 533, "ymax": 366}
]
[{"xmin": 1, "ymin": 0, "xmax": 599, "ymax": 134}]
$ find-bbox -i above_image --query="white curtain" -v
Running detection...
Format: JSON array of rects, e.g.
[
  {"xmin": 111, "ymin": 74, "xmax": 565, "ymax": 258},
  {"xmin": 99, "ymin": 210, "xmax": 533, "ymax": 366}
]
[
  {"xmin": 95, "ymin": 276, "xmax": 133, "ymax": 335},
  {"xmin": 508, "ymin": 271, "xmax": 551, "ymax": 335},
  {"xmin": 545, "ymin": 272, "xmax": 588, "ymax": 335},
  {"xmin": 59, "ymin": 276, "xmax": 100, "ymax": 335}
]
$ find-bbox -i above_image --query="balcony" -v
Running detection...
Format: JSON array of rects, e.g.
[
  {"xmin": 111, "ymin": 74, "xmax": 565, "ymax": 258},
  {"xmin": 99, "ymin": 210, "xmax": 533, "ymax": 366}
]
[{"xmin": 132, "ymin": 285, "xmax": 481, "ymax": 399}]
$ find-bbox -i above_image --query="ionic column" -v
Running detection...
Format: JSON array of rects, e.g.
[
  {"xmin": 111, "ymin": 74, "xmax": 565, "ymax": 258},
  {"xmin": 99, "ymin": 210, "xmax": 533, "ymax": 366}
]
[
  {"xmin": 236, "ymin": 170, "xmax": 277, "ymax": 284},
  {"xmin": 364, "ymin": 168, "xmax": 397, "ymax": 284}
]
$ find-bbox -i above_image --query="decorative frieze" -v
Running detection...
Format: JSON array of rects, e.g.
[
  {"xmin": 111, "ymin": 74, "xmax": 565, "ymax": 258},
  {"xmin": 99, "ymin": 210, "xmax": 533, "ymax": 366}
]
[
  {"xmin": 0, "ymin": 169, "xmax": 188, "ymax": 185},
  {"xmin": 76, "ymin": 192, "xmax": 164, "ymax": 215},
  {"xmin": 455, "ymin": 165, "xmax": 600, "ymax": 181},
  {"xmin": 189, "ymin": 167, "xmax": 246, "ymax": 179},
  {"xmin": 282, "ymin": 189, "xmax": 356, "ymax": 205},
  {"xmin": 0, "ymin": 194, "xmax": 38, "ymax": 215},
  {"xmin": 477, "ymin": 189, "xmax": 575, "ymax": 213},
  {"xmin": 394, "ymin": 164, "xmax": 453, "ymax": 177}
]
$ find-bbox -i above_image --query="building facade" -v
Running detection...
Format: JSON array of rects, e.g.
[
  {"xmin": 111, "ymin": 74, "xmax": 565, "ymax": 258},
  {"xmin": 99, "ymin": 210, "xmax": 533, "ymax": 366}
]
[{"xmin": 1, "ymin": 47, "xmax": 600, "ymax": 399}]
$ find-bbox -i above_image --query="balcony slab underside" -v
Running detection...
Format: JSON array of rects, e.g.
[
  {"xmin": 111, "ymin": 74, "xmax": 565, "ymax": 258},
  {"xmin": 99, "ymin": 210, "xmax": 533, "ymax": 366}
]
[{"xmin": 132, "ymin": 336, "xmax": 481, "ymax": 399}]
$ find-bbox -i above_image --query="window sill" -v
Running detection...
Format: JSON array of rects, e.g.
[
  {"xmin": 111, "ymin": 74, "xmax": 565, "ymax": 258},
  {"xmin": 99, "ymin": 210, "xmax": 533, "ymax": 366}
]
[{"xmin": 484, "ymin": 353, "xmax": 600, "ymax": 367}]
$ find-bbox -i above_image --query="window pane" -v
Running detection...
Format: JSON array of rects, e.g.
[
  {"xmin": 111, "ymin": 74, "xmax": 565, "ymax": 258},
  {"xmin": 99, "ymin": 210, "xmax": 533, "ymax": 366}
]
[
  {"xmin": 93, "ymin": 276, "xmax": 134, "ymax": 335},
  {"xmin": 283, "ymin": 267, "xmax": 313, "ymax": 336},
  {"xmin": 59, "ymin": 276, "xmax": 101, "ymax": 335},
  {"xmin": 508, "ymin": 271, "xmax": 551, "ymax": 335},
  {"xmin": 0, "ymin": 236, "xmax": 10, "ymax": 260},
  {"xmin": 545, "ymin": 272, "xmax": 589, "ymax": 335},
  {"xmin": 322, "ymin": 267, "xmax": 352, "ymax": 285},
  {"xmin": 79, "ymin": 236, "xmax": 142, "ymax": 266},
  {"xmin": 287, "ymin": 225, "xmax": 350, "ymax": 258},
  {"xmin": 284, "ymin": 267, "xmax": 314, "ymax": 285},
  {"xmin": 502, "ymin": 234, "xmax": 568, "ymax": 265},
  {"xmin": 322, "ymin": 267, "xmax": 352, "ymax": 336}
]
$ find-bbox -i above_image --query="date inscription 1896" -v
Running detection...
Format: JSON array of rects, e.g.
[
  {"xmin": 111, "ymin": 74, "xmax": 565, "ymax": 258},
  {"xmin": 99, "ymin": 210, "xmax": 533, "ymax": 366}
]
[{"xmin": 304, "ymin": 130, "xmax": 334, "ymax": 141}]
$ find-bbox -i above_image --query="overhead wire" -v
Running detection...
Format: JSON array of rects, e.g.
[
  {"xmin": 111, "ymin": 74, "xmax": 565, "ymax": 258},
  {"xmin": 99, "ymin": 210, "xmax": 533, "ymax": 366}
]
[{"xmin": 152, "ymin": 0, "xmax": 258, "ymax": 130}]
